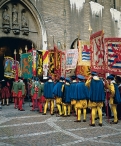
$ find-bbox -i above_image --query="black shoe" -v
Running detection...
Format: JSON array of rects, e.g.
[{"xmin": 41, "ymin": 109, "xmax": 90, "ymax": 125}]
[
  {"xmin": 51, "ymin": 113, "xmax": 54, "ymax": 115},
  {"xmin": 83, "ymin": 120, "xmax": 86, "ymax": 122},
  {"xmin": 7, "ymin": 104, "xmax": 9, "ymax": 106},
  {"xmin": 99, "ymin": 123, "xmax": 102, "ymax": 127},
  {"xmin": 20, "ymin": 109, "xmax": 25, "ymax": 111},
  {"xmin": 89, "ymin": 124, "xmax": 95, "ymax": 127},
  {"xmin": 62, "ymin": 115, "xmax": 67, "ymax": 117},
  {"xmin": 67, "ymin": 115, "xmax": 70, "ymax": 117},
  {"xmin": 74, "ymin": 120, "xmax": 81, "ymax": 122},
  {"xmin": 42, "ymin": 113, "xmax": 46, "ymax": 115},
  {"xmin": 110, "ymin": 121, "xmax": 118, "ymax": 124}
]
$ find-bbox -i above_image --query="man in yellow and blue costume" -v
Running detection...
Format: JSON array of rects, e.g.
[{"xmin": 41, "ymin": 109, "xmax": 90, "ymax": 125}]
[
  {"xmin": 86, "ymin": 72, "xmax": 105, "ymax": 126},
  {"xmin": 53, "ymin": 77, "xmax": 65, "ymax": 116},
  {"xmin": 106, "ymin": 75, "xmax": 121, "ymax": 124},
  {"xmin": 74, "ymin": 75, "xmax": 89, "ymax": 122}
]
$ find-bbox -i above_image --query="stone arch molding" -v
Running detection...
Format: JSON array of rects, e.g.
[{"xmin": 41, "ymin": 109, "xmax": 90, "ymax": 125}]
[{"xmin": 0, "ymin": 0, "xmax": 47, "ymax": 50}]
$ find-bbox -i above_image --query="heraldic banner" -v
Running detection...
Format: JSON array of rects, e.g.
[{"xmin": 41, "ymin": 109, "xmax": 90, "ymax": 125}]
[
  {"xmin": 4, "ymin": 56, "xmax": 14, "ymax": 78},
  {"xmin": 37, "ymin": 50, "xmax": 43, "ymax": 77},
  {"xmin": 66, "ymin": 49, "xmax": 78, "ymax": 70},
  {"xmin": 105, "ymin": 38, "xmax": 121, "ymax": 75},
  {"xmin": 20, "ymin": 53, "xmax": 32, "ymax": 79},
  {"xmin": 78, "ymin": 40, "xmax": 90, "ymax": 66},
  {"xmin": 90, "ymin": 30, "xmax": 105, "ymax": 73}
]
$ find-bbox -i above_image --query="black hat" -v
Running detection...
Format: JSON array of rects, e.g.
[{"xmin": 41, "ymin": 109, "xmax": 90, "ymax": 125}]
[
  {"xmin": 60, "ymin": 76, "xmax": 65, "ymax": 81},
  {"xmin": 71, "ymin": 76, "xmax": 77, "ymax": 80},
  {"xmin": 91, "ymin": 71, "xmax": 97, "ymax": 76},
  {"xmin": 77, "ymin": 75, "xmax": 85, "ymax": 80},
  {"xmin": 107, "ymin": 75, "xmax": 114, "ymax": 80}
]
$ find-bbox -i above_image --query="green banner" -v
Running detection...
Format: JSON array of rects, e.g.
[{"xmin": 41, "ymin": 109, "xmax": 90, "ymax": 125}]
[{"xmin": 21, "ymin": 53, "xmax": 32, "ymax": 79}]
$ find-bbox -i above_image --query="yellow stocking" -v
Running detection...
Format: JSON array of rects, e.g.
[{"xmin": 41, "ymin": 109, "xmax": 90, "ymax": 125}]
[
  {"xmin": 83, "ymin": 108, "xmax": 86, "ymax": 120},
  {"xmin": 111, "ymin": 104, "xmax": 118, "ymax": 122},
  {"xmin": 51, "ymin": 100, "xmax": 54, "ymax": 114},
  {"xmin": 91, "ymin": 107, "xmax": 96, "ymax": 124},
  {"xmin": 77, "ymin": 109, "xmax": 81, "ymax": 121},
  {"xmin": 44, "ymin": 100, "xmax": 48, "ymax": 114},
  {"xmin": 97, "ymin": 106, "xmax": 102, "ymax": 124},
  {"xmin": 57, "ymin": 104, "xmax": 62, "ymax": 115},
  {"xmin": 68, "ymin": 105, "xmax": 71, "ymax": 115},
  {"xmin": 63, "ymin": 105, "xmax": 67, "ymax": 116}
]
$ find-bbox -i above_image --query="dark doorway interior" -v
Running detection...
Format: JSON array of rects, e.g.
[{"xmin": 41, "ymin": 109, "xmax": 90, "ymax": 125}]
[{"xmin": 0, "ymin": 37, "xmax": 33, "ymax": 80}]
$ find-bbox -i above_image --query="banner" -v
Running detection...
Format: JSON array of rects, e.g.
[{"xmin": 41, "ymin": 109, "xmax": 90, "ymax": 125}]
[
  {"xmin": 32, "ymin": 50, "xmax": 37, "ymax": 76},
  {"xmin": 90, "ymin": 30, "xmax": 105, "ymax": 73},
  {"xmin": 12, "ymin": 60, "xmax": 20, "ymax": 80},
  {"xmin": 61, "ymin": 51, "xmax": 66, "ymax": 77},
  {"xmin": 37, "ymin": 50, "xmax": 43, "ymax": 77},
  {"xmin": 4, "ymin": 56, "xmax": 14, "ymax": 78},
  {"xmin": 105, "ymin": 38, "xmax": 121, "ymax": 75},
  {"xmin": 76, "ymin": 65, "xmax": 91, "ymax": 79},
  {"xmin": 20, "ymin": 53, "xmax": 32, "ymax": 79},
  {"xmin": 66, "ymin": 49, "xmax": 78, "ymax": 70},
  {"xmin": 78, "ymin": 40, "xmax": 90, "ymax": 66},
  {"xmin": 43, "ymin": 50, "xmax": 49, "ymax": 78},
  {"xmin": 48, "ymin": 50, "xmax": 55, "ymax": 78}
]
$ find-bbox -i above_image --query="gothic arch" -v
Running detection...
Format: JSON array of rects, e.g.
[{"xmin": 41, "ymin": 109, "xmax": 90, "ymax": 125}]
[{"xmin": 0, "ymin": 0, "xmax": 47, "ymax": 50}]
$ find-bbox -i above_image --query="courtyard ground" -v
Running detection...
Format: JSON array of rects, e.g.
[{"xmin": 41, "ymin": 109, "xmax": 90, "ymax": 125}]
[{"xmin": 0, "ymin": 103, "xmax": 121, "ymax": 146}]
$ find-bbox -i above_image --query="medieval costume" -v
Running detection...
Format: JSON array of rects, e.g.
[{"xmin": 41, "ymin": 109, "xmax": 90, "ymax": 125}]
[
  {"xmin": 1, "ymin": 80, "xmax": 10, "ymax": 106},
  {"xmin": 38, "ymin": 81, "xmax": 45, "ymax": 113},
  {"xmin": 106, "ymin": 75, "xmax": 121, "ymax": 124},
  {"xmin": 74, "ymin": 75, "xmax": 89, "ymax": 122},
  {"xmin": 12, "ymin": 80, "xmax": 18, "ymax": 109},
  {"xmin": 17, "ymin": 78, "xmax": 25, "ymax": 111},
  {"xmin": 61, "ymin": 78, "xmax": 71, "ymax": 117},
  {"xmin": 43, "ymin": 77, "xmax": 55, "ymax": 115},
  {"xmin": 53, "ymin": 77, "xmax": 65, "ymax": 116},
  {"xmin": 86, "ymin": 72, "xmax": 105, "ymax": 126},
  {"xmin": 70, "ymin": 76, "xmax": 77, "ymax": 115}
]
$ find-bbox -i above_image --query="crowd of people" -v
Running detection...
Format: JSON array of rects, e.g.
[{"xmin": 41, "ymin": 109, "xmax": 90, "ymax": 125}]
[{"xmin": 0, "ymin": 72, "xmax": 121, "ymax": 127}]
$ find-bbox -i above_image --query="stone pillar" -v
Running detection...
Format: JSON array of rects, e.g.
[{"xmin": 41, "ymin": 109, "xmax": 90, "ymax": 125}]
[
  {"xmin": 83, "ymin": 0, "xmax": 91, "ymax": 40},
  {"xmin": 102, "ymin": 0, "xmax": 112, "ymax": 37}
]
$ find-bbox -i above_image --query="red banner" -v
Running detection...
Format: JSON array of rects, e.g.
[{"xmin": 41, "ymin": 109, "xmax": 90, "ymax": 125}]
[
  {"xmin": 105, "ymin": 38, "xmax": 121, "ymax": 75},
  {"xmin": 90, "ymin": 30, "xmax": 105, "ymax": 73}
]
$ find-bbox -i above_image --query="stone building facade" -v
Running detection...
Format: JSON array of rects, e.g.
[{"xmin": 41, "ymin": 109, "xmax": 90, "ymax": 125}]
[{"xmin": 0, "ymin": 0, "xmax": 121, "ymax": 53}]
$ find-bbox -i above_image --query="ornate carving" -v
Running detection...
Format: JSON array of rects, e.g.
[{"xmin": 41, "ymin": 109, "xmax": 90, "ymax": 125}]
[
  {"xmin": 2, "ymin": 7, "xmax": 10, "ymax": 33},
  {"xmin": 21, "ymin": 10, "xmax": 29, "ymax": 35},
  {"xmin": 12, "ymin": 4, "xmax": 20, "ymax": 34}
]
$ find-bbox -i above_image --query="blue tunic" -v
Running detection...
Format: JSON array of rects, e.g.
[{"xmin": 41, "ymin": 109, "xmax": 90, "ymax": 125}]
[
  {"xmin": 113, "ymin": 83, "xmax": 121, "ymax": 104},
  {"xmin": 70, "ymin": 82, "xmax": 77, "ymax": 100},
  {"xmin": 44, "ymin": 81, "xmax": 55, "ymax": 99},
  {"xmin": 62, "ymin": 84, "xmax": 71, "ymax": 103},
  {"xmin": 89, "ymin": 79, "xmax": 105, "ymax": 102},
  {"xmin": 53, "ymin": 82, "xmax": 64, "ymax": 97},
  {"xmin": 76, "ymin": 82, "xmax": 89, "ymax": 101}
]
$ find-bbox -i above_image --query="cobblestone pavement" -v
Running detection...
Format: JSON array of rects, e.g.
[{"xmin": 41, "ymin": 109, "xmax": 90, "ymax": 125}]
[{"xmin": 0, "ymin": 103, "xmax": 121, "ymax": 146}]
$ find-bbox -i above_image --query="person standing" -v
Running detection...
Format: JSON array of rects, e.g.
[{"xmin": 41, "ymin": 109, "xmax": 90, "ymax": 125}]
[
  {"xmin": 106, "ymin": 75, "xmax": 121, "ymax": 124},
  {"xmin": 86, "ymin": 72, "xmax": 105, "ymax": 126},
  {"xmin": 43, "ymin": 77, "xmax": 55, "ymax": 115},
  {"xmin": 70, "ymin": 76, "xmax": 77, "ymax": 116},
  {"xmin": 74, "ymin": 75, "xmax": 89, "ymax": 122},
  {"xmin": 17, "ymin": 78, "xmax": 25, "ymax": 111},
  {"xmin": 61, "ymin": 78, "xmax": 71, "ymax": 117},
  {"xmin": 12, "ymin": 79, "xmax": 18, "ymax": 109},
  {"xmin": 53, "ymin": 77, "xmax": 65, "ymax": 116}
]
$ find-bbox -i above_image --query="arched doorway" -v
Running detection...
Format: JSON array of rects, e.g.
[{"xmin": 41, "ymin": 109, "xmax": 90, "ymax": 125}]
[
  {"xmin": 0, "ymin": 0, "xmax": 47, "ymax": 80},
  {"xmin": 0, "ymin": 37, "xmax": 33, "ymax": 80}
]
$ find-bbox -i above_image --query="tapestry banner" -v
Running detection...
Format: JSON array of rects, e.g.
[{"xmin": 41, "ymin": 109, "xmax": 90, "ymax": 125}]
[
  {"xmin": 20, "ymin": 53, "xmax": 33, "ymax": 79},
  {"xmin": 90, "ymin": 30, "xmax": 105, "ymax": 73},
  {"xmin": 66, "ymin": 49, "xmax": 78, "ymax": 69},
  {"xmin": 105, "ymin": 38, "xmax": 121, "ymax": 75},
  {"xmin": 4, "ymin": 56, "xmax": 14, "ymax": 78},
  {"xmin": 78, "ymin": 40, "xmax": 90, "ymax": 66}
]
